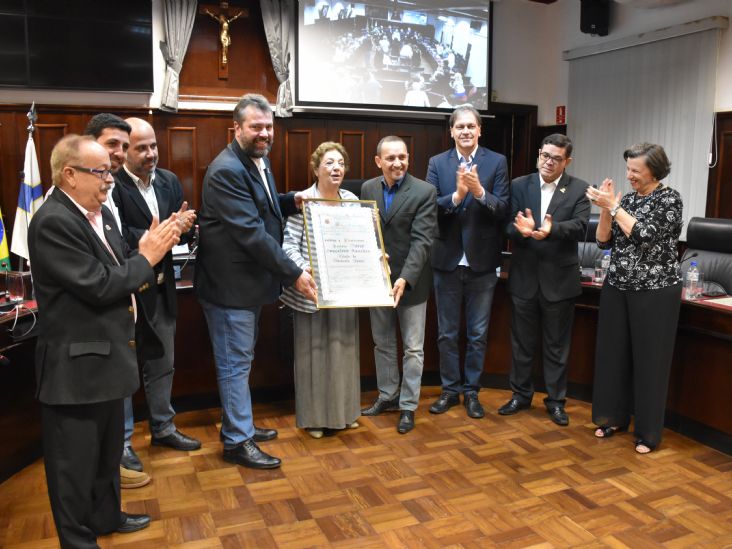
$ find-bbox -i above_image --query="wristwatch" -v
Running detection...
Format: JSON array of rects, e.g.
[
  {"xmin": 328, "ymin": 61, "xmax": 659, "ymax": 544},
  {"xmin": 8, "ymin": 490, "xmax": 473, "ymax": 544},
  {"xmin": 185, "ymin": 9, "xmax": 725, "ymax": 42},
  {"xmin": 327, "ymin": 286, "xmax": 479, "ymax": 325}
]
[{"xmin": 610, "ymin": 204, "xmax": 620, "ymax": 218}]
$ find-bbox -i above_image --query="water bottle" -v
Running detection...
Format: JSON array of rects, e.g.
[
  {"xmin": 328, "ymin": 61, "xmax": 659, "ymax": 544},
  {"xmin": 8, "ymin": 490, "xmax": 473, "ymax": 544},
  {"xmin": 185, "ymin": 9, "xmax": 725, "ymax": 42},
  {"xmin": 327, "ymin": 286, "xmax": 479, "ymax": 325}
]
[
  {"xmin": 684, "ymin": 261, "xmax": 701, "ymax": 300},
  {"xmin": 601, "ymin": 250, "xmax": 610, "ymax": 271}
]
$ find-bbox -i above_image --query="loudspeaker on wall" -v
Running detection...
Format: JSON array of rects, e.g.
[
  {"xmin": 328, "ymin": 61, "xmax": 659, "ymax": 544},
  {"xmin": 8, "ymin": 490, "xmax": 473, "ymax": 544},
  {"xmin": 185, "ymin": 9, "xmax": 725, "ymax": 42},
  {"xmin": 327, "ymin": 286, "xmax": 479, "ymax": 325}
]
[{"xmin": 580, "ymin": 0, "xmax": 610, "ymax": 36}]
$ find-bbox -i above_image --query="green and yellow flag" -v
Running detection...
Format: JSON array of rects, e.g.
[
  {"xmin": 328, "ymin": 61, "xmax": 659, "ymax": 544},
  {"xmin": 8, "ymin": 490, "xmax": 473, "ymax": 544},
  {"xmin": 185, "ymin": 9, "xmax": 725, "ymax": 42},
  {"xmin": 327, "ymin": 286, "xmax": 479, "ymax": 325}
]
[{"xmin": 0, "ymin": 208, "xmax": 11, "ymax": 271}]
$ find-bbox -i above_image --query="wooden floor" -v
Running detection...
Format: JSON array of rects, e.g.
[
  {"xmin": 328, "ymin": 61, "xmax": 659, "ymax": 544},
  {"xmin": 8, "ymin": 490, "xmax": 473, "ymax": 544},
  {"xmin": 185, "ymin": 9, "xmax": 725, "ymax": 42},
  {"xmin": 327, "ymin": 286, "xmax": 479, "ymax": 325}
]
[{"xmin": 2, "ymin": 387, "xmax": 732, "ymax": 548}]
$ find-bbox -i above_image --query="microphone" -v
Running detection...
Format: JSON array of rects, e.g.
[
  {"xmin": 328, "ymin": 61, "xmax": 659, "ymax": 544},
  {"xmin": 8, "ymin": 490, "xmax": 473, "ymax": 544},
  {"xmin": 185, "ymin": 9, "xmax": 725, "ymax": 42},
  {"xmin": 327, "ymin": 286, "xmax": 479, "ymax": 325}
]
[
  {"xmin": 679, "ymin": 251, "xmax": 698, "ymax": 265},
  {"xmin": 579, "ymin": 184, "xmax": 596, "ymax": 282}
]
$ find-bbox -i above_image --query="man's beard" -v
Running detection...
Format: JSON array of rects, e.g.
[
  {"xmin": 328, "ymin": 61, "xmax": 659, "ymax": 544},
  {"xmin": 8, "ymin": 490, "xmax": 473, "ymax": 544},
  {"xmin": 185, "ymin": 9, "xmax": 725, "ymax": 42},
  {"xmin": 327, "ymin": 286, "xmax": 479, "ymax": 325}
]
[{"xmin": 242, "ymin": 136, "xmax": 272, "ymax": 158}]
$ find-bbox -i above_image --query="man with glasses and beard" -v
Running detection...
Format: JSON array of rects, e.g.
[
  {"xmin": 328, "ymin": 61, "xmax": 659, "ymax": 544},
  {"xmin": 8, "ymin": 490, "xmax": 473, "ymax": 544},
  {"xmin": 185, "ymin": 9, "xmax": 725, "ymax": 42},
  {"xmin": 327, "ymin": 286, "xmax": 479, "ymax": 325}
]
[
  {"xmin": 501, "ymin": 134, "xmax": 590, "ymax": 426},
  {"xmin": 194, "ymin": 94, "xmax": 316, "ymax": 469}
]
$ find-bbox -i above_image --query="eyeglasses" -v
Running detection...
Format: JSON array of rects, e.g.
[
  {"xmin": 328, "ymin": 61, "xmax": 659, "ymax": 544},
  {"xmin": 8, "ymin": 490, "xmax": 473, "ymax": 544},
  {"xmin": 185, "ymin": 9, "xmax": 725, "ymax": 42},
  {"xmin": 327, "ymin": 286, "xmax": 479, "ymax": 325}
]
[
  {"xmin": 70, "ymin": 166, "xmax": 113, "ymax": 180},
  {"xmin": 321, "ymin": 160, "xmax": 345, "ymax": 169},
  {"xmin": 538, "ymin": 151, "xmax": 566, "ymax": 164}
]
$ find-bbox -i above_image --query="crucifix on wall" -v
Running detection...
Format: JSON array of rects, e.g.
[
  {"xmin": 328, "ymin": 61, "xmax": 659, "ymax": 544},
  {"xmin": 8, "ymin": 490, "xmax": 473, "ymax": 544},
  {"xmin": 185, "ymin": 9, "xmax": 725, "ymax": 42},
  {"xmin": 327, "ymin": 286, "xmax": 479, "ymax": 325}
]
[{"xmin": 200, "ymin": 1, "xmax": 248, "ymax": 80}]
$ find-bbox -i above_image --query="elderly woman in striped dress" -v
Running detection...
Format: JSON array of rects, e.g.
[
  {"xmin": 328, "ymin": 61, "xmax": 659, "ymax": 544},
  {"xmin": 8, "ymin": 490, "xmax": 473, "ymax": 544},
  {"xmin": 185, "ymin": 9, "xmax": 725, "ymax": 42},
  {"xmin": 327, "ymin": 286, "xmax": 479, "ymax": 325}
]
[{"xmin": 281, "ymin": 142, "xmax": 361, "ymax": 438}]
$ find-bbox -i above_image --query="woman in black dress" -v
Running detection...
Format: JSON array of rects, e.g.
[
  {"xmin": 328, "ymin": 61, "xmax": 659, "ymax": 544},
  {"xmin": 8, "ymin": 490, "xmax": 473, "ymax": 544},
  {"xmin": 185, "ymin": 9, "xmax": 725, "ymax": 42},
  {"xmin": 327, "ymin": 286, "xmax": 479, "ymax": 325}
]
[{"xmin": 586, "ymin": 143, "xmax": 683, "ymax": 454}]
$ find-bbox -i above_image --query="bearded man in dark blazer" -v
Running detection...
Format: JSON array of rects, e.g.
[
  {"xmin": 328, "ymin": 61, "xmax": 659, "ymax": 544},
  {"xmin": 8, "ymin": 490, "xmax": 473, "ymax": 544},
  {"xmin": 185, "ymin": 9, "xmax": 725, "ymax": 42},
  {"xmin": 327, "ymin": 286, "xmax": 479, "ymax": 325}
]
[
  {"xmin": 501, "ymin": 133, "xmax": 590, "ymax": 426},
  {"xmin": 112, "ymin": 117, "xmax": 200, "ymax": 472},
  {"xmin": 359, "ymin": 136, "xmax": 437, "ymax": 435},
  {"xmin": 29, "ymin": 135, "xmax": 180, "ymax": 548},
  {"xmin": 194, "ymin": 94, "xmax": 316, "ymax": 469}
]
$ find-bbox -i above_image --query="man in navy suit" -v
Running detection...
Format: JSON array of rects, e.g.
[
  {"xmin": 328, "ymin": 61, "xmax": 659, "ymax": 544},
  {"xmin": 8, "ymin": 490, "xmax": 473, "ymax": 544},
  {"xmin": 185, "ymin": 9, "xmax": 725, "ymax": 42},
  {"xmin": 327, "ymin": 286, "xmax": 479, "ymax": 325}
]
[
  {"xmin": 195, "ymin": 94, "xmax": 316, "ymax": 469},
  {"xmin": 113, "ymin": 118, "xmax": 201, "ymax": 473},
  {"xmin": 426, "ymin": 105, "xmax": 509, "ymax": 419},
  {"xmin": 501, "ymin": 134, "xmax": 590, "ymax": 425}
]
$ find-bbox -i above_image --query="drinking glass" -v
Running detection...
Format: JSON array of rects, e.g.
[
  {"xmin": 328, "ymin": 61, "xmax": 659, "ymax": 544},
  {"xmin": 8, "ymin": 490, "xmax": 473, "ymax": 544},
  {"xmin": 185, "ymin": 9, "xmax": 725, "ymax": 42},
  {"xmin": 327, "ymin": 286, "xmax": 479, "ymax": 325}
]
[{"xmin": 6, "ymin": 272, "xmax": 25, "ymax": 303}]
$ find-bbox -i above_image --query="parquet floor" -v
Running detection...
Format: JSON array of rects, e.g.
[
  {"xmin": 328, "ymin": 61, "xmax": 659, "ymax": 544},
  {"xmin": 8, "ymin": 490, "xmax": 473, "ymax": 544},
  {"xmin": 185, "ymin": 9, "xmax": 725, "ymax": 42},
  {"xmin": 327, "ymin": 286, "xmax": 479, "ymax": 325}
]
[{"xmin": 2, "ymin": 387, "xmax": 732, "ymax": 548}]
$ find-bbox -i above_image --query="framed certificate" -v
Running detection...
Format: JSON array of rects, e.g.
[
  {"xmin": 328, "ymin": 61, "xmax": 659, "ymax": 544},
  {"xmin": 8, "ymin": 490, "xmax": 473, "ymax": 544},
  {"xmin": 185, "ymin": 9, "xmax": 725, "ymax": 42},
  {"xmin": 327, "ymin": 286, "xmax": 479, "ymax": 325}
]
[{"xmin": 303, "ymin": 198, "xmax": 393, "ymax": 308}]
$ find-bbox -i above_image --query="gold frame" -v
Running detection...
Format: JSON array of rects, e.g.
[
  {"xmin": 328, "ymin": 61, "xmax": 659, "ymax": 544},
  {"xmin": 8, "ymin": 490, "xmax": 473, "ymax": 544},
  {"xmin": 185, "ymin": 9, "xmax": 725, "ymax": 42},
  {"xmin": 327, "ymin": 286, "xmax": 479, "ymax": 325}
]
[{"xmin": 302, "ymin": 198, "xmax": 393, "ymax": 309}]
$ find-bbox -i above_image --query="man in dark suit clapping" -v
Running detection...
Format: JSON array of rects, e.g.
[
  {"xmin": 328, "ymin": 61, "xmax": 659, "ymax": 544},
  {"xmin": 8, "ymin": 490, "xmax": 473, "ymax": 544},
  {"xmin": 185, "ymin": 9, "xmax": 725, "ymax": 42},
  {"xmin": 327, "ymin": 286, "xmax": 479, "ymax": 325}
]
[
  {"xmin": 112, "ymin": 118, "xmax": 200, "ymax": 470},
  {"xmin": 426, "ymin": 105, "xmax": 509, "ymax": 420},
  {"xmin": 359, "ymin": 136, "xmax": 437, "ymax": 434},
  {"xmin": 194, "ymin": 94, "xmax": 316, "ymax": 469},
  {"xmin": 501, "ymin": 134, "xmax": 590, "ymax": 426},
  {"xmin": 29, "ymin": 135, "xmax": 180, "ymax": 548}
]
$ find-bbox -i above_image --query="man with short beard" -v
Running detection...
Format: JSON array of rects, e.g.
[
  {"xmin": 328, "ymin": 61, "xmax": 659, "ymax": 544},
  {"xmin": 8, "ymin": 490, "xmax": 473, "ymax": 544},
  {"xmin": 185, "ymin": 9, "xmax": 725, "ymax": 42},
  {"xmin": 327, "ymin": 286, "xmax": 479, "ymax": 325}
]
[
  {"xmin": 113, "ymin": 118, "xmax": 200, "ymax": 474},
  {"xmin": 194, "ymin": 94, "xmax": 316, "ymax": 469}
]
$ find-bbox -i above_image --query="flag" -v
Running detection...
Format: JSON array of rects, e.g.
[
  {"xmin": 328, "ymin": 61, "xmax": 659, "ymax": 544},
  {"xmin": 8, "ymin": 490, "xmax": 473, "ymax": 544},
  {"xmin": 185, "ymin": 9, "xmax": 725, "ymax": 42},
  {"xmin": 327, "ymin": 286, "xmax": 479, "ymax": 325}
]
[
  {"xmin": 11, "ymin": 135, "xmax": 44, "ymax": 260},
  {"xmin": 0, "ymin": 208, "xmax": 10, "ymax": 271}
]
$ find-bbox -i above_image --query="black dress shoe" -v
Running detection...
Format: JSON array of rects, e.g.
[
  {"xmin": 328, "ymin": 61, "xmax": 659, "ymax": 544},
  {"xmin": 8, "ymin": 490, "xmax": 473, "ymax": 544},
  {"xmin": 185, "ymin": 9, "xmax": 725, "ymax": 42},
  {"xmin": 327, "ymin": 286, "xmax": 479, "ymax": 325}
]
[
  {"xmin": 397, "ymin": 410, "xmax": 415, "ymax": 434},
  {"xmin": 253, "ymin": 426, "xmax": 278, "ymax": 442},
  {"xmin": 429, "ymin": 392, "xmax": 460, "ymax": 414},
  {"xmin": 117, "ymin": 513, "xmax": 151, "ymax": 534},
  {"xmin": 464, "ymin": 393, "xmax": 485, "ymax": 419},
  {"xmin": 121, "ymin": 446, "xmax": 143, "ymax": 472},
  {"xmin": 361, "ymin": 397, "xmax": 399, "ymax": 416},
  {"xmin": 498, "ymin": 398, "xmax": 530, "ymax": 416},
  {"xmin": 547, "ymin": 406, "xmax": 569, "ymax": 426},
  {"xmin": 151, "ymin": 429, "xmax": 201, "ymax": 451},
  {"xmin": 223, "ymin": 438, "xmax": 281, "ymax": 469}
]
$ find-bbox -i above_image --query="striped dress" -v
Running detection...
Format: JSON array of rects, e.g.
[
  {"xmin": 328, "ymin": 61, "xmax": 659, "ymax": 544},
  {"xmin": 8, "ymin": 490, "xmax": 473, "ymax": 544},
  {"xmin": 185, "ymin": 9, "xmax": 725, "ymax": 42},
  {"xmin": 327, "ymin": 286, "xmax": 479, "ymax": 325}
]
[{"xmin": 281, "ymin": 184, "xmax": 361, "ymax": 429}]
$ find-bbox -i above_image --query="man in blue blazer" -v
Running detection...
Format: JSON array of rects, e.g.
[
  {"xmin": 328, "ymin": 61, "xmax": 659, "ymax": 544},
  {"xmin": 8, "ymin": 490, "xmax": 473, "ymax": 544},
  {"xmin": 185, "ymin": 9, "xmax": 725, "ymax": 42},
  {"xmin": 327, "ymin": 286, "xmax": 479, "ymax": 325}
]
[
  {"xmin": 113, "ymin": 118, "xmax": 200, "ymax": 471},
  {"xmin": 501, "ymin": 134, "xmax": 590, "ymax": 425},
  {"xmin": 194, "ymin": 94, "xmax": 316, "ymax": 469},
  {"xmin": 426, "ymin": 105, "xmax": 509, "ymax": 419}
]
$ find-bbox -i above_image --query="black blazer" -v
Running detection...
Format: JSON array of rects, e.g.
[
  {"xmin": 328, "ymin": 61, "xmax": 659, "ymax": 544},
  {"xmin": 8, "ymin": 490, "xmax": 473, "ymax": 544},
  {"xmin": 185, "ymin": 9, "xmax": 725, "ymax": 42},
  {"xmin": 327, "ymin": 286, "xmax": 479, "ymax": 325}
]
[
  {"xmin": 194, "ymin": 140, "xmax": 302, "ymax": 308},
  {"xmin": 28, "ymin": 189, "xmax": 159, "ymax": 405},
  {"xmin": 426, "ymin": 146, "xmax": 510, "ymax": 273},
  {"xmin": 506, "ymin": 172, "xmax": 591, "ymax": 302},
  {"xmin": 361, "ymin": 173, "xmax": 437, "ymax": 306},
  {"xmin": 113, "ymin": 167, "xmax": 190, "ymax": 316}
]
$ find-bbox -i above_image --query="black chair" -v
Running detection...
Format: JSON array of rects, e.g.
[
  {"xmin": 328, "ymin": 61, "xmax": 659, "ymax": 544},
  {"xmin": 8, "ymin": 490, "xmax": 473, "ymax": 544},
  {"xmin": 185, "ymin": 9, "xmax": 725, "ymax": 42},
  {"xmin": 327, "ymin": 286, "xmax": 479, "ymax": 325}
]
[
  {"xmin": 578, "ymin": 213, "xmax": 605, "ymax": 269},
  {"xmin": 340, "ymin": 179, "xmax": 365, "ymax": 198},
  {"xmin": 681, "ymin": 217, "xmax": 732, "ymax": 296}
]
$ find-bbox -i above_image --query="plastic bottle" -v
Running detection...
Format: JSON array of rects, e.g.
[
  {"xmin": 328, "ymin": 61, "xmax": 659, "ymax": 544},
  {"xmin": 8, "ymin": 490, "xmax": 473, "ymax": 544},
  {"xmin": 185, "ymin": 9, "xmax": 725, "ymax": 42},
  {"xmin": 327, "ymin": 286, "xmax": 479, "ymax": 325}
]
[
  {"xmin": 601, "ymin": 250, "xmax": 610, "ymax": 272},
  {"xmin": 684, "ymin": 261, "xmax": 701, "ymax": 300}
]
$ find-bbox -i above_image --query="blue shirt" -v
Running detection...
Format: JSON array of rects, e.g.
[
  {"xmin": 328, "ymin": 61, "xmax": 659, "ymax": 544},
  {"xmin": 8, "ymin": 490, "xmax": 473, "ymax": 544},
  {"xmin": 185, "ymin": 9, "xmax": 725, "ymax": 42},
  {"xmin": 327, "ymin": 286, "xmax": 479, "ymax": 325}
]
[{"xmin": 381, "ymin": 175, "xmax": 405, "ymax": 212}]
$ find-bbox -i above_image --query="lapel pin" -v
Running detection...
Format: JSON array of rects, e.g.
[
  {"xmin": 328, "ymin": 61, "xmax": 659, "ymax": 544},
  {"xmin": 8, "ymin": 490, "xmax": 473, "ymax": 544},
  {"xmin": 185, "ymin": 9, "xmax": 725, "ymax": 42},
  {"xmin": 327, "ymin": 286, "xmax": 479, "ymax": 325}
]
[
  {"xmin": 105, "ymin": 224, "xmax": 112, "ymax": 230},
  {"xmin": 559, "ymin": 187, "xmax": 566, "ymax": 193}
]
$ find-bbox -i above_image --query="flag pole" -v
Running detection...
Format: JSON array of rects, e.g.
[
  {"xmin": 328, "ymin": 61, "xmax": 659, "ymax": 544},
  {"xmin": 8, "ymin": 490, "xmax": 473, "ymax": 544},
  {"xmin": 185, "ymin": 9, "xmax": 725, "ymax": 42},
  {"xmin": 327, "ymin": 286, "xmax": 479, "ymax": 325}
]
[{"xmin": 20, "ymin": 103, "xmax": 36, "ymax": 272}]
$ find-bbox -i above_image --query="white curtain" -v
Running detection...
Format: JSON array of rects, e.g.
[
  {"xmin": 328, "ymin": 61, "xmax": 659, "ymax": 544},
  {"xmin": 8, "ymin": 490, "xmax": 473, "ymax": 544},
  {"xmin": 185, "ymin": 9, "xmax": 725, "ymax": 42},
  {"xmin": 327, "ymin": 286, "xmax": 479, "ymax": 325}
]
[
  {"xmin": 159, "ymin": 0, "xmax": 197, "ymax": 112},
  {"xmin": 568, "ymin": 29, "xmax": 719, "ymax": 240},
  {"xmin": 260, "ymin": 0, "xmax": 295, "ymax": 117}
]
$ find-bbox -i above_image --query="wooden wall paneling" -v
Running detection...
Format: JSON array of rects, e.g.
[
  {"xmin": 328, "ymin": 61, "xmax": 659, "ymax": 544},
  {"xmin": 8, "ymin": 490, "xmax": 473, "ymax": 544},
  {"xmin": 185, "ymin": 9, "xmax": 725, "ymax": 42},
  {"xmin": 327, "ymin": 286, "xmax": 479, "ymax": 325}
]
[
  {"xmin": 274, "ymin": 116, "xmax": 327, "ymax": 192},
  {"xmin": 339, "ymin": 131, "xmax": 366, "ymax": 179},
  {"xmin": 166, "ymin": 127, "xmax": 198, "ymax": 209},
  {"xmin": 0, "ymin": 111, "xmax": 20, "ymax": 228},
  {"xmin": 179, "ymin": 0, "xmax": 279, "ymax": 102},
  {"xmin": 719, "ymin": 129, "xmax": 732, "ymax": 219},
  {"xmin": 283, "ymin": 129, "xmax": 314, "ymax": 192},
  {"xmin": 33, "ymin": 124, "xmax": 68, "ymax": 192},
  {"xmin": 706, "ymin": 112, "xmax": 732, "ymax": 219}
]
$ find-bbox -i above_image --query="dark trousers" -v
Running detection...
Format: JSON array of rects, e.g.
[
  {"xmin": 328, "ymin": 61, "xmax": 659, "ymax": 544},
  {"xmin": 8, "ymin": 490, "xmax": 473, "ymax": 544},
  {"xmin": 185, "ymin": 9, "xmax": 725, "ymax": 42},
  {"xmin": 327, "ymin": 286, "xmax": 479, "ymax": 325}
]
[
  {"xmin": 592, "ymin": 283, "xmax": 682, "ymax": 447},
  {"xmin": 433, "ymin": 267, "xmax": 498, "ymax": 395},
  {"xmin": 43, "ymin": 399, "xmax": 124, "ymax": 549},
  {"xmin": 509, "ymin": 291, "xmax": 575, "ymax": 407}
]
